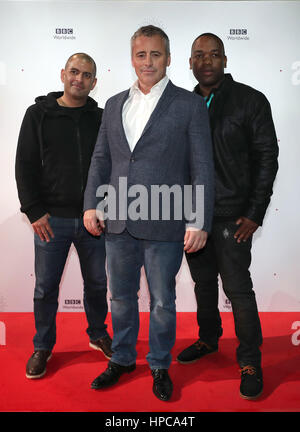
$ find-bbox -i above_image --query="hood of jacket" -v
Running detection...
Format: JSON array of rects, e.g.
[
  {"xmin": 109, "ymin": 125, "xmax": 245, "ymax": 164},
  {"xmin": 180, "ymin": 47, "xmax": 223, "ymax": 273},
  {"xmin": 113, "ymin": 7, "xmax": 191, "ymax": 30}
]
[{"xmin": 34, "ymin": 91, "xmax": 99, "ymax": 114}]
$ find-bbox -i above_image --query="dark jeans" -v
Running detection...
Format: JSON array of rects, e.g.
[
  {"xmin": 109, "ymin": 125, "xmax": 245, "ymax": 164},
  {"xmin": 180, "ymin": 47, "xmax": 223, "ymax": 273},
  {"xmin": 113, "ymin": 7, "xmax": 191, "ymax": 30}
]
[
  {"xmin": 33, "ymin": 216, "xmax": 108, "ymax": 351},
  {"xmin": 186, "ymin": 220, "xmax": 262, "ymax": 367}
]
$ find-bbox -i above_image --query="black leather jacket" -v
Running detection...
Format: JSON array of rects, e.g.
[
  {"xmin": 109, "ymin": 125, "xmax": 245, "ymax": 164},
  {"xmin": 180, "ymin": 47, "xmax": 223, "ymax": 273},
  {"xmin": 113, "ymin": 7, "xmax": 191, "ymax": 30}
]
[
  {"xmin": 195, "ymin": 74, "xmax": 279, "ymax": 225},
  {"xmin": 15, "ymin": 92, "xmax": 103, "ymax": 223}
]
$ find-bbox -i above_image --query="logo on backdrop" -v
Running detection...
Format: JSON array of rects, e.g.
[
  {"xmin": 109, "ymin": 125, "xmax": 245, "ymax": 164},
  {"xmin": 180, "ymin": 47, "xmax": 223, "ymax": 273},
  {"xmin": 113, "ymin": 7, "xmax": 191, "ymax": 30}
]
[
  {"xmin": 291, "ymin": 61, "xmax": 300, "ymax": 85},
  {"xmin": 223, "ymin": 297, "xmax": 232, "ymax": 310},
  {"xmin": 221, "ymin": 292, "xmax": 232, "ymax": 311},
  {"xmin": 63, "ymin": 299, "xmax": 83, "ymax": 310},
  {"xmin": 291, "ymin": 321, "xmax": 300, "ymax": 346},
  {"xmin": 219, "ymin": 289, "xmax": 232, "ymax": 311},
  {"xmin": 54, "ymin": 28, "xmax": 76, "ymax": 40},
  {"xmin": 228, "ymin": 29, "xmax": 249, "ymax": 41},
  {"xmin": 0, "ymin": 322, "xmax": 6, "ymax": 346}
]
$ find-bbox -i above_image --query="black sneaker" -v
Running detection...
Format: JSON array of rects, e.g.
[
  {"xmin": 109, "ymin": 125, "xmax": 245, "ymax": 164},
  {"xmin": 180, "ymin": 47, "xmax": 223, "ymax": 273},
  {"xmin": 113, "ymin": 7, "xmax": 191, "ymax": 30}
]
[
  {"xmin": 176, "ymin": 339, "xmax": 218, "ymax": 364},
  {"xmin": 240, "ymin": 365, "xmax": 263, "ymax": 400},
  {"xmin": 89, "ymin": 335, "xmax": 113, "ymax": 359},
  {"xmin": 26, "ymin": 350, "xmax": 52, "ymax": 379}
]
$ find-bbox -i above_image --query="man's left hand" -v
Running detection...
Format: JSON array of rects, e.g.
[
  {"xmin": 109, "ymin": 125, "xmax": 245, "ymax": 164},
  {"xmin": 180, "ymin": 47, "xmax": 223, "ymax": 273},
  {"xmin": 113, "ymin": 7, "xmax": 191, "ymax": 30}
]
[
  {"xmin": 234, "ymin": 217, "xmax": 259, "ymax": 243},
  {"xmin": 184, "ymin": 229, "xmax": 208, "ymax": 253}
]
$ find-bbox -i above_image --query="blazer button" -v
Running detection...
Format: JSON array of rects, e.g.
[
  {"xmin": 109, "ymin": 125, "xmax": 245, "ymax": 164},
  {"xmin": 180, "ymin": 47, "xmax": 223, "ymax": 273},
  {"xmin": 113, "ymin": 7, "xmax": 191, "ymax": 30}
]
[{"xmin": 130, "ymin": 157, "xmax": 135, "ymax": 162}]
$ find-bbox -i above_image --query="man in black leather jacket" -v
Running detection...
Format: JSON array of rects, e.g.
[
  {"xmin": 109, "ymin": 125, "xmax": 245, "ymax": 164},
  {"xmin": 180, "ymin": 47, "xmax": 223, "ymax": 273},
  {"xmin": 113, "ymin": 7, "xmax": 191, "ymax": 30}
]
[
  {"xmin": 15, "ymin": 53, "xmax": 112, "ymax": 379},
  {"xmin": 177, "ymin": 34, "xmax": 279, "ymax": 400}
]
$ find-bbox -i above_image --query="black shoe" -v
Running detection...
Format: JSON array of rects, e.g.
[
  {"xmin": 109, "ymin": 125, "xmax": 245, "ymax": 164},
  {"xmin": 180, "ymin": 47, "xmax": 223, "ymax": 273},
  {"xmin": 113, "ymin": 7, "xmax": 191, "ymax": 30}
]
[
  {"xmin": 91, "ymin": 361, "xmax": 136, "ymax": 389},
  {"xmin": 176, "ymin": 339, "xmax": 218, "ymax": 364},
  {"xmin": 240, "ymin": 365, "xmax": 263, "ymax": 400},
  {"xmin": 151, "ymin": 369, "xmax": 173, "ymax": 401},
  {"xmin": 26, "ymin": 350, "xmax": 52, "ymax": 379},
  {"xmin": 89, "ymin": 335, "xmax": 113, "ymax": 359}
]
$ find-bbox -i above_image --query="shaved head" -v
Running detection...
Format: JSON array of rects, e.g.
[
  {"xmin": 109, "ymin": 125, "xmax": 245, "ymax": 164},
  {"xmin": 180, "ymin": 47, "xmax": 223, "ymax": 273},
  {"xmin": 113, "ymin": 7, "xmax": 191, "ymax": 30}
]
[{"xmin": 65, "ymin": 53, "xmax": 97, "ymax": 78}]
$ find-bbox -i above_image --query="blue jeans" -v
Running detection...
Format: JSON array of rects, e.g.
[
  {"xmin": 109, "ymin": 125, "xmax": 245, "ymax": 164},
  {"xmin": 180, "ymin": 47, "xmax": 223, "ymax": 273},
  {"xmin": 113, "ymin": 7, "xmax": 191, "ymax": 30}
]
[
  {"xmin": 186, "ymin": 220, "xmax": 262, "ymax": 367},
  {"xmin": 105, "ymin": 230, "xmax": 183, "ymax": 369},
  {"xmin": 33, "ymin": 216, "xmax": 108, "ymax": 351}
]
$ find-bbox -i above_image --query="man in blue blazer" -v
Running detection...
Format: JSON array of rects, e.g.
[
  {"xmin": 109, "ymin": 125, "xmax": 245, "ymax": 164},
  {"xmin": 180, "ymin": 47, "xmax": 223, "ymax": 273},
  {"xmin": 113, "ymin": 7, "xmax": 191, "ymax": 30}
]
[{"xmin": 83, "ymin": 25, "xmax": 214, "ymax": 401}]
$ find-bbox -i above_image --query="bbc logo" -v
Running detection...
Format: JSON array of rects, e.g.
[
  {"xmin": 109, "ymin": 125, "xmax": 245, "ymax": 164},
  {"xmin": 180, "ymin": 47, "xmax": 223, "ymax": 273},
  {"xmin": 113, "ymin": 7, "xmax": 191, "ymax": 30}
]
[
  {"xmin": 230, "ymin": 29, "xmax": 247, "ymax": 35},
  {"xmin": 65, "ymin": 299, "xmax": 81, "ymax": 305},
  {"xmin": 56, "ymin": 28, "xmax": 73, "ymax": 34}
]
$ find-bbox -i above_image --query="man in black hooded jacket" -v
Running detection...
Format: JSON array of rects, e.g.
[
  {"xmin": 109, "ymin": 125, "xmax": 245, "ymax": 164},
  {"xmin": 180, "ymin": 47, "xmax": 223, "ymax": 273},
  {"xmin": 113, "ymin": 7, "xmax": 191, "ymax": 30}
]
[
  {"xmin": 176, "ymin": 34, "xmax": 279, "ymax": 400},
  {"xmin": 15, "ymin": 53, "xmax": 112, "ymax": 379}
]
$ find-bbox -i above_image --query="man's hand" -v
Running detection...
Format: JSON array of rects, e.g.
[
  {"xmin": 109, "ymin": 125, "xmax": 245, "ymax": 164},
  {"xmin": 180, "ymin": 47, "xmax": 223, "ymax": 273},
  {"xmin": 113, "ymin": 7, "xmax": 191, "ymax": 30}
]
[
  {"xmin": 32, "ymin": 213, "xmax": 54, "ymax": 242},
  {"xmin": 184, "ymin": 229, "xmax": 208, "ymax": 253},
  {"xmin": 83, "ymin": 209, "xmax": 105, "ymax": 236},
  {"xmin": 234, "ymin": 217, "xmax": 259, "ymax": 243}
]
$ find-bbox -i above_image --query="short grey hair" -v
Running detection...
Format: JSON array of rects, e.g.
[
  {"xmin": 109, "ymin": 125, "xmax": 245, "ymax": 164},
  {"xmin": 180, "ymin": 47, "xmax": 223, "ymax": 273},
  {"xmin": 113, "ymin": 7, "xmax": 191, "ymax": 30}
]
[{"xmin": 131, "ymin": 25, "xmax": 170, "ymax": 56}]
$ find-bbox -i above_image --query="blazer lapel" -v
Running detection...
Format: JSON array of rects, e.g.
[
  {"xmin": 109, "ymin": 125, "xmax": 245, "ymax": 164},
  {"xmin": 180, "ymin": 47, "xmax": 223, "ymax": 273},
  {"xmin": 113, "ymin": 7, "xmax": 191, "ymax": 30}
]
[
  {"xmin": 117, "ymin": 81, "xmax": 178, "ymax": 154},
  {"xmin": 116, "ymin": 89, "xmax": 131, "ymax": 153},
  {"xmin": 139, "ymin": 80, "xmax": 178, "ymax": 140}
]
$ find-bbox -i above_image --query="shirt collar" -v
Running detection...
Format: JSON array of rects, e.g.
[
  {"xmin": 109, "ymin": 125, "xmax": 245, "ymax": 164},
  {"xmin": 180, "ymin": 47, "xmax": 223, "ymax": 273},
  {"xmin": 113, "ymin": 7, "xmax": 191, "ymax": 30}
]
[
  {"xmin": 194, "ymin": 73, "xmax": 233, "ymax": 97},
  {"xmin": 130, "ymin": 75, "xmax": 169, "ymax": 97}
]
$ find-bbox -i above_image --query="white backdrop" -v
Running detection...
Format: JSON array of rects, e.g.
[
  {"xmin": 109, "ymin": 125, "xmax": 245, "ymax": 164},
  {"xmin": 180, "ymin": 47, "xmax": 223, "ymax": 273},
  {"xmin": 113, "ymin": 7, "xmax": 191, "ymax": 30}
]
[{"xmin": 0, "ymin": 0, "xmax": 299, "ymax": 313}]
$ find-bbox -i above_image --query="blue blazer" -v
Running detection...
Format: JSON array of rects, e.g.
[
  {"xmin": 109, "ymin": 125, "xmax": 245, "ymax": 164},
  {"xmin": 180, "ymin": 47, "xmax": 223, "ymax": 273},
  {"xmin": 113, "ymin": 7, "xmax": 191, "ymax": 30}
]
[{"xmin": 84, "ymin": 80, "xmax": 214, "ymax": 242}]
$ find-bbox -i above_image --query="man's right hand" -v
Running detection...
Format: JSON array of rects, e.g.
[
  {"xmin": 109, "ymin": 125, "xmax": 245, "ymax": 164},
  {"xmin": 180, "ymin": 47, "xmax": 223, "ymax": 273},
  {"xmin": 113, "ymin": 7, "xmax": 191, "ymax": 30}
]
[
  {"xmin": 32, "ymin": 213, "xmax": 54, "ymax": 242},
  {"xmin": 83, "ymin": 209, "xmax": 105, "ymax": 236}
]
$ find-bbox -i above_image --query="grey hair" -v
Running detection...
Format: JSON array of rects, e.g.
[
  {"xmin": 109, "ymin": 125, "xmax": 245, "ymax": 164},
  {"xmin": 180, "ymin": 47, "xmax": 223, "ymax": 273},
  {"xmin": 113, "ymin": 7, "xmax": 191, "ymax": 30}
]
[{"xmin": 131, "ymin": 25, "xmax": 170, "ymax": 56}]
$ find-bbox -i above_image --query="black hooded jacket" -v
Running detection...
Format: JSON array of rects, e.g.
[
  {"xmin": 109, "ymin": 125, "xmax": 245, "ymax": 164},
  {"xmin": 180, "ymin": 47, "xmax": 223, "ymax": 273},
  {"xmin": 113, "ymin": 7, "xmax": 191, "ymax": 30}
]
[
  {"xmin": 195, "ymin": 74, "xmax": 279, "ymax": 225},
  {"xmin": 15, "ymin": 91, "xmax": 103, "ymax": 223}
]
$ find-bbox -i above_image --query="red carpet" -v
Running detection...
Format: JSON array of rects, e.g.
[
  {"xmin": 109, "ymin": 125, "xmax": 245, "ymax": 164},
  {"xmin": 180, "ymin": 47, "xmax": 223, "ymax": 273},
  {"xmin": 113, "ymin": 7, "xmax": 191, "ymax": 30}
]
[{"xmin": 0, "ymin": 312, "xmax": 300, "ymax": 413}]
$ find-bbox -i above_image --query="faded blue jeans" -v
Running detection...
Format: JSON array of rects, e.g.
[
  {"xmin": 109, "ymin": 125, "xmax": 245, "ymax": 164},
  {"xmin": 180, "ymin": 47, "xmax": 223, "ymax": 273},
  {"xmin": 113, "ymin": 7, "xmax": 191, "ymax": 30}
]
[
  {"xmin": 33, "ymin": 216, "xmax": 108, "ymax": 351},
  {"xmin": 105, "ymin": 230, "xmax": 183, "ymax": 370}
]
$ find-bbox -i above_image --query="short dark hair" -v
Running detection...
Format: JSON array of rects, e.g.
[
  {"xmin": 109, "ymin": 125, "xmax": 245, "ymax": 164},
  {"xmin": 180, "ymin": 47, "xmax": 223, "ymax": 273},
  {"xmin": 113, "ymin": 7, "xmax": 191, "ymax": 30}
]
[
  {"xmin": 192, "ymin": 33, "xmax": 225, "ymax": 56},
  {"xmin": 131, "ymin": 25, "xmax": 170, "ymax": 56},
  {"xmin": 65, "ymin": 53, "xmax": 97, "ymax": 77}
]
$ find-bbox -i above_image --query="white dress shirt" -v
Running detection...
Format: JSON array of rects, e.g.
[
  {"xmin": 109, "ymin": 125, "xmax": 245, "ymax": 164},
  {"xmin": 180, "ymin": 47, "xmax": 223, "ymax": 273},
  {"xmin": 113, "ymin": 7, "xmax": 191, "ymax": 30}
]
[
  {"xmin": 122, "ymin": 75, "xmax": 200, "ymax": 234},
  {"xmin": 122, "ymin": 75, "xmax": 169, "ymax": 152}
]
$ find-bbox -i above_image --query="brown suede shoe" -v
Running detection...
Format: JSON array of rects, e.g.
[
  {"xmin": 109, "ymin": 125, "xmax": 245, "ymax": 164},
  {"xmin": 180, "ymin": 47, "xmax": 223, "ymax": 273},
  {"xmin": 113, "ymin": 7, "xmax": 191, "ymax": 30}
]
[
  {"xmin": 176, "ymin": 339, "xmax": 218, "ymax": 364},
  {"xmin": 89, "ymin": 335, "xmax": 112, "ymax": 359},
  {"xmin": 26, "ymin": 350, "xmax": 52, "ymax": 379}
]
